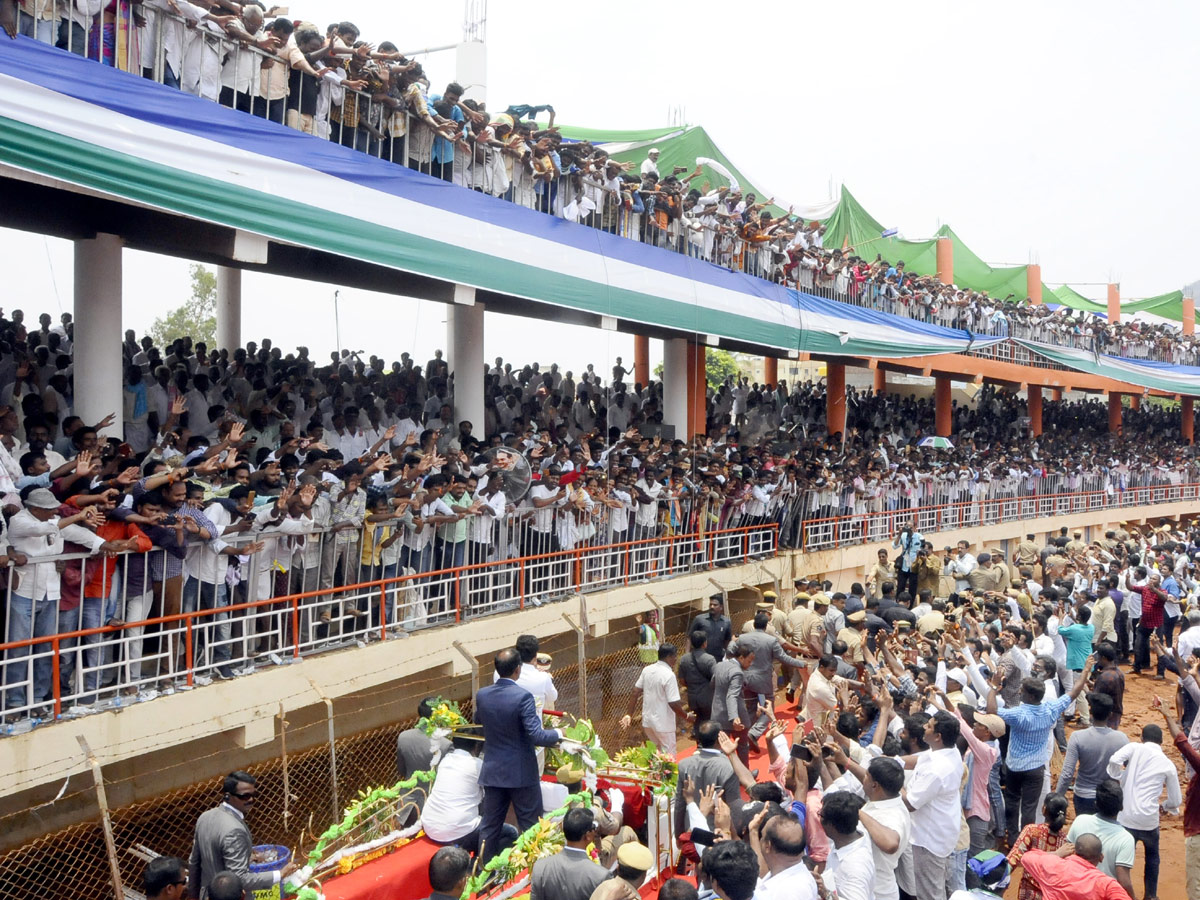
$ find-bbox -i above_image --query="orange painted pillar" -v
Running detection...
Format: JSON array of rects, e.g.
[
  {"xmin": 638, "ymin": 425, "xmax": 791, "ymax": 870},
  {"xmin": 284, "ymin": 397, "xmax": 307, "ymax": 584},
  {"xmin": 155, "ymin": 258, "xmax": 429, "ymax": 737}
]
[
  {"xmin": 935, "ymin": 376, "xmax": 952, "ymax": 436},
  {"xmin": 1028, "ymin": 385, "xmax": 1043, "ymax": 436},
  {"xmin": 633, "ymin": 335, "xmax": 650, "ymax": 386},
  {"xmin": 1051, "ymin": 388, "xmax": 1063, "ymax": 402},
  {"xmin": 826, "ymin": 362, "xmax": 846, "ymax": 436},
  {"xmin": 1184, "ymin": 297, "xmax": 1195, "ymax": 336},
  {"xmin": 1107, "ymin": 284, "xmax": 1120, "ymax": 324},
  {"xmin": 763, "ymin": 357, "xmax": 778, "ymax": 387},
  {"xmin": 1108, "ymin": 393, "xmax": 1122, "ymax": 434},
  {"xmin": 1129, "ymin": 394, "xmax": 1141, "ymax": 411},
  {"xmin": 936, "ymin": 237, "xmax": 954, "ymax": 286},
  {"xmin": 874, "ymin": 368, "xmax": 886, "ymax": 393},
  {"xmin": 686, "ymin": 341, "xmax": 707, "ymax": 439},
  {"xmin": 1026, "ymin": 263, "xmax": 1042, "ymax": 305},
  {"xmin": 1184, "ymin": 397, "xmax": 1194, "ymax": 444}
]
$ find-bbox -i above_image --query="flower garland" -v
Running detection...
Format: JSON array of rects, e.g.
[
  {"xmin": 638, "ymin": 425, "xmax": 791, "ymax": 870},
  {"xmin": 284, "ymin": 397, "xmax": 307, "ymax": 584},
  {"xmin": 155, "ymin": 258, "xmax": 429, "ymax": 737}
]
[
  {"xmin": 284, "ymin": 770, "xmax": 437, "ymax": 899},
  {"xmin": 417, "ymin": 698, "xmax": 471, "ymax": 737},
  {"xmin": 462, "ymin": 792, "xmax": 593, "ymax": 898}
]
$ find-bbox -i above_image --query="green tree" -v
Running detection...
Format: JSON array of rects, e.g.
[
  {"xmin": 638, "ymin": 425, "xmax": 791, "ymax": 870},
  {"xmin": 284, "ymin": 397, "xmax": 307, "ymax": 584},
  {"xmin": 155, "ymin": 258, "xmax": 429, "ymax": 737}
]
[
  {"xmin": 705, "ymin": 348, "xmax": 739, "ymax": 389},
  {"xmin": 652, "ymin": 349, "xmax": 738, "ymax": 388},
  {"xmin": 148, "ymin": 264, "xmax": 217, "ymax": 348}
]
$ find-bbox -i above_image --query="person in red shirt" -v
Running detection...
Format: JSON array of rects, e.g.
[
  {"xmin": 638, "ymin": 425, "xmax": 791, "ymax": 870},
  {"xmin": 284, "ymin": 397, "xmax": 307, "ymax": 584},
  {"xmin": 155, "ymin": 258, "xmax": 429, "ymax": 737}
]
[
  {"xmin": 1135, "ymin": 573, "xmax": 1168, "ymax": 674},
  {"xmin": 1155, "ymin": 695, "xmax": 1200, "ymax": 899},
  {"xmin": 1018, "ymin": 836, "xmax": 1129, "ymax": 900}
]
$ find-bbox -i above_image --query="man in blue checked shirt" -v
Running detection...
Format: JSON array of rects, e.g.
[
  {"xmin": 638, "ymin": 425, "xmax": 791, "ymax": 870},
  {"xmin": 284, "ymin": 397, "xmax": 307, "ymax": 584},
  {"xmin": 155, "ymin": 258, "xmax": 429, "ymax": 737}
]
[{"xmin": 986, "ymin": 654, "xmax": 1092, "ymax": 845}]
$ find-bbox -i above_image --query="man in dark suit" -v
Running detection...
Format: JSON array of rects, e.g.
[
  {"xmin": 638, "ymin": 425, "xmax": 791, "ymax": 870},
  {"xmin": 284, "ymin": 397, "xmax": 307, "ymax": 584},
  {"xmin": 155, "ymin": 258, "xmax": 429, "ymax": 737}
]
[
  {"xmin": 709, "ymin": 643, "xmax": 755, "ymax": 765},
  {"xmin": 678, "ymin": 629, "xmax": 716, "ymax": 729},
  {"xmin": 188, "ymin": 773, "xmax": 278, "ymax": 900},
  {"xmin": 736, "ymin": 611, "xmax": 807, "ymax": 744},
  {"xmin": 673, "ymin": 720, "xmax": 741, "ymax": 835},
  {"xmin": 475, "ymin": 647, "xmax": 563, "ymax": 862},
  {"xmin": 422, "ymin": 847, "xmax": 473, "ymax": 900},
  {"xmin": 530, "ymin": 808, "xmax": 608, "ymax": 900}
]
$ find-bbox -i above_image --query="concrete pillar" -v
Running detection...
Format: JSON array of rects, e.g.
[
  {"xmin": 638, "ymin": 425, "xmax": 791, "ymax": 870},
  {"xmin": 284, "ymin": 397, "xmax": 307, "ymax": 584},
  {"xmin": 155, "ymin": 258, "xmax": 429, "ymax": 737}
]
[
  {"xmin": 632, "ymin": 335, "xmax": 650, "ymax": 387},
  {"xmin": 1107, "ymin": 283, "xmax": 1120, "ymax": 324},
  {"xmin": 1026, "ymin": 263, "xmax": 1042, "ymax": 305},
  {"xmin": 1184, "ymin": 397, "xmax": 1194, "ymax": 444},
  {"xmin": 73, "ymin": 234, "xmax": 124, "ymax": 439},
  {"xmin": 447, "ymin": 291, "xmax": 485, "ymax": 432},
  {"xmin": 1184, "ymin": 297, "xmax": 1195, "ymax": 336},
  {"xmin": 1129, "ymin": 394, "xmax": 1141, "ymax": 411},
  {"xmin": 1108, "ymin": 392, "xmax": 1122, "ymax": 434},
  {"xmin": 1051, "ymin": 388, "xmax": 1063, "ymax": 402},
  {"xmin": 936, "ymin": 236, "xmax": 954, "ymax": 286},
  {"xmin": 826, "ymin": 362, "xmax": 846, "ymax": 436},
  {"xmin": 455, "ymin": 39, "xmax": 487, "ymax": 101},
  {"xmin": 873, "ymin": 368, "xmax": 887, "ymax": 394},
  {"xmin": 215, "ymin": 266, "xmax": 242, "ymax": 354},
  {"xmin": 935, "ymin": 376, "xmax": 952, "ymax": 437},
  {"xmin": 662, "ymin": 338, "xmax": 689, "ymax": 437},
  {"xmin": 763, "ymin": 357, "xmax": 778, "ymax": 388},
  {"xmin": 687, "ymin": 342, "xmax": 707, "ymax": 439},
  {"xmin": 1028, "ymin": 385, "xmax": 1042, "ymax": 437}
]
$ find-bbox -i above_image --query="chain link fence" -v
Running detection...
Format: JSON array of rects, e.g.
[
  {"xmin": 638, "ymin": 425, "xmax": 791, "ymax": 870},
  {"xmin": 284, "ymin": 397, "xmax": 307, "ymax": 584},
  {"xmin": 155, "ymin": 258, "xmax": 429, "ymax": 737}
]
[{"xmin": 0, "ymin": 595, "xmax": 757, "ymax": 900}]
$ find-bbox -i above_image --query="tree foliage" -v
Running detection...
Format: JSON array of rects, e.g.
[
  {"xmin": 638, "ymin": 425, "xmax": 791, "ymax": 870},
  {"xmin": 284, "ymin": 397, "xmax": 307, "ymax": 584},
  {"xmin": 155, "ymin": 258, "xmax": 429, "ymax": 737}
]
[
  {"xmin": 652, "ymin": 348, "xmax": 738, "ymax": 389},
  {"xmin": 148, "ymin": 264, "xmax": 217, "ymax": 348},
  {"xmin": 705, "ymin": 348, "xmax": 739, "ymax": 389}
]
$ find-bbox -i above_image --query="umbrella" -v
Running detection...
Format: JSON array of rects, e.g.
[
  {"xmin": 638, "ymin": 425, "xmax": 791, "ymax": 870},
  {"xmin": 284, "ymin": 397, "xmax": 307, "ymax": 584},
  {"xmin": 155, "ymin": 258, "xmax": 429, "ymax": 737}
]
[{"xmin": 918, "ymin": 436, "xmax": 955, "ymax": 450}]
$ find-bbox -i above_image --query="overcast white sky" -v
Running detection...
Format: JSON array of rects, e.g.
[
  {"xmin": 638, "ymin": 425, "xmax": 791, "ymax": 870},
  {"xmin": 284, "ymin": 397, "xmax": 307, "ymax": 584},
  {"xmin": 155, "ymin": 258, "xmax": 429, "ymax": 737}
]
[{"xmin": 3, "ymin": 0, "xmax": 1198, "ymax": 375}]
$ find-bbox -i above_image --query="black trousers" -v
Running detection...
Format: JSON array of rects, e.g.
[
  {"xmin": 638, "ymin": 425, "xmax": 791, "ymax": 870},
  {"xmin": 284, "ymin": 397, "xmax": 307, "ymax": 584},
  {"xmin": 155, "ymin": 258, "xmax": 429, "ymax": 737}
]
[
  {"xmin": 896, "ymin": 567, "xmax": 918, "ymax": 598},
  {"xmin": 1003, "ymin": 764, "xmax": 1044, "ymax": 844},
  {"xmin": 479, "ymin": 783, "xmax": 543, "ymax": 864}
]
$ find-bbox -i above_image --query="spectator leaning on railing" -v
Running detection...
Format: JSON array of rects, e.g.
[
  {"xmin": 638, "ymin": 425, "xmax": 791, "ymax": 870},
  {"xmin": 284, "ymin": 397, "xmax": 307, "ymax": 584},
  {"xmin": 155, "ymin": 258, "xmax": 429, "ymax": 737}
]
[{"xmin": 2, "ymin": 3, "xmax": 1193, "ymax": 363}]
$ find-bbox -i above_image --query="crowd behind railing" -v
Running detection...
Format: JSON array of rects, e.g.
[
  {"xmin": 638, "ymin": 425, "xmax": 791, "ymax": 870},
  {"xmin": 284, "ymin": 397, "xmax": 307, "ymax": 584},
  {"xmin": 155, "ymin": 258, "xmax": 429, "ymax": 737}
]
[
  {"xmin": 1, "ymin": 302, "xmax": 1200, "ymax": 726},
  {"xmin": 4, "ymin": 0, "xmax": 1198, "ymax": 366}
]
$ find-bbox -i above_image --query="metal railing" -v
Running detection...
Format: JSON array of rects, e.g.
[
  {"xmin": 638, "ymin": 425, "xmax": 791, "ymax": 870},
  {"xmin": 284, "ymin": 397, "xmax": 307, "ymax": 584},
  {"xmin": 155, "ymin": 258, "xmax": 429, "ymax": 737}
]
[
  {"xmin": 14, "ymin": 10, "xmax": 1197, "ymax": 369},
  {"xmin": 798, "ymin": 481, "xmax": 1200, "ymax": 551},
  {"xmin": 0, "ymin": 518, "xmax": 776, "ymax": 727}
]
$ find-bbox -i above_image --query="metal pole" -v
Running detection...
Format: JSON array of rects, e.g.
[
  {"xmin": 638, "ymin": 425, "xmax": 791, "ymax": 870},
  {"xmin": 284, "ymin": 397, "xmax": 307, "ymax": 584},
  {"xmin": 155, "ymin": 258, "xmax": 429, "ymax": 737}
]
[
  {"xmin": 278, "ymin": 702, "xmax": 290, "ymax": 831},
  {"xmin": 323, "ymin": 698, "xmax": 339, "ymax": 821},
  {"xmin": 706, "ymin": 578, "xmax": 728, "ymax": 605},
  {"xmin": 452, "ymin": 640, "xmax": 480, "ymax": 702},
  {"xmin": 334, "ymin": 290, "xmax": 342, "ymax": 357},
  {"xmin": 562, "ymin": 613, "xmax": 587, "ymax": 720},
  {"xmin": 77, "ymin": 736, "xmax": 124, "ymax": 900}
]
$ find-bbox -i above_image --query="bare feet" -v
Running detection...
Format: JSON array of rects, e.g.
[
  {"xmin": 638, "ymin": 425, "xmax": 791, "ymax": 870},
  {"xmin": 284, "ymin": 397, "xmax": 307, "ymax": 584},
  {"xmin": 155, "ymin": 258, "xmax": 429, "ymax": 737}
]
[{"xmin": 0, "ymin": 0, "xmax": 19, "ymax": 39}]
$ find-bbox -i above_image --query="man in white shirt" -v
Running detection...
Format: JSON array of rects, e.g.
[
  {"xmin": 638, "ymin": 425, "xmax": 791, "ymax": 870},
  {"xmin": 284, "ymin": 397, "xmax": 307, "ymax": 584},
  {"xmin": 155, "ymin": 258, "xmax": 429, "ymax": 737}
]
[
  {"xmin": 1106, "ymin": 723, "xmax": 1182, "ymax": 900},
  {"xmin": 858, "ymin": 757, "xmax": 912, "ymax": 900},
  {"xmin": 902, "ymin": 711, "xmax": 966, "ymax": 900},
  {"xmin": 820, "ymin": 791, "xmax": 877, "ymax": 900},
  {"xmin": 748, "ymin": 814, "xmax": 818, "ymax": 900},
  {"xmin": 494, "ymin": 635, "xmax": 559, "ymax": 713},
  {"xmin": 640, "ymin": 148, "xmax": 660, "ymax": 179},
  {"xmin": 3, "ymin": 489, "xmax": 117, "ymax": 713},
  {"xmin": 422, "ymin": 735, "xmax": 516, "ymax": 856},
  {"xmin": 621, "ymin": 644, "xmax": 690, "ymax": 756}
]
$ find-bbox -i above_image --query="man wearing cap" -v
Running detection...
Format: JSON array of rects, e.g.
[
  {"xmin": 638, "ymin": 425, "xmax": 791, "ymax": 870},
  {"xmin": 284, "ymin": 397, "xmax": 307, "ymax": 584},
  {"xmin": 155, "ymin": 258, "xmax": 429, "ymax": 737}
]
[
  {"xmin": 3, "ymin": 488, "xmax": 130, "ymax": 714},
  {"xmin": 943, "ymin": 697, "xmax": 1004, "ymax": 855},
  {"xmin": 587, "ymin": 843, "xmax": 654, "ymax": 900},
  {"xmin": 837, "ymin": 611, "xmax": 868, "ymax": 670},
  {"xmin": 622, "ymin": 643, "xmax": 690, "ymax": 756},
  {"xmin": 783, "ymin": 591, "xmax": 824, "ymax": 703},
  {"xmin": 689, "ymin": 595, "xmax": 733, "ymax": 662},
  {"xmin": 549, "ymin": 765, "xmax": 634, "ymax": 868},
  {"xmin": 741, "ymin": 594, "xmax": 786, "ymax": 636}
]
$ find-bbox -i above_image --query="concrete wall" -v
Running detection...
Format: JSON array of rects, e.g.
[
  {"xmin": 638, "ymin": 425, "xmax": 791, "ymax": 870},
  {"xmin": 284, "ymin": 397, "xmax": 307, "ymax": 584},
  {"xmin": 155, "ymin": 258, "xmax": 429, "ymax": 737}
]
[{"xmin": 0, "ymin": 497, "xmax": 1188, "ymax": 840}]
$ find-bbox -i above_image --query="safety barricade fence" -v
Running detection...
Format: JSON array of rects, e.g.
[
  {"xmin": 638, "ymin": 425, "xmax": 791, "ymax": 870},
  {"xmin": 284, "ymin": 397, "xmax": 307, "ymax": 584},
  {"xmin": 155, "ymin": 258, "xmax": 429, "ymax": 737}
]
[
  {"xmin": 0, "ymin": 520, "xmax": 777, "ymax": 725},
  {"xmin": 798, "ymin": 482, "xmax": 1200, "ymax": 551}
]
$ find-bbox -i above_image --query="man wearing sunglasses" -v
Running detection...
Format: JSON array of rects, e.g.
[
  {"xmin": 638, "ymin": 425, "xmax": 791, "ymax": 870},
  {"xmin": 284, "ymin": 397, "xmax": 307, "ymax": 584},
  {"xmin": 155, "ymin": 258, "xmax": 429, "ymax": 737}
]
[
  {"xmin": 144, "ymin": 855, "xmax": 189, "ymax": 900},
  {"xmin": 189, "ymin": 772, "xmax": 279, "ymax": 900}
]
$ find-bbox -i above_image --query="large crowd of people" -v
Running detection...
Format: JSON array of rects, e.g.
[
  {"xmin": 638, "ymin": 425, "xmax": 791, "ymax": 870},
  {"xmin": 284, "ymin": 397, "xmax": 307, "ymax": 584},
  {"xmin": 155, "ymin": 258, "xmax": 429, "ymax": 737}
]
[
  {"xmin": 173, "ymin": 522, "xmax": 1200, "ymax": 900},
  {"xmin": 0, "ymin": 304, "xmax": 1199, "ymax": 723},
  {"xmin": 2, "ymin": 1, "xmax": 1196, "ymax": 368}
]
